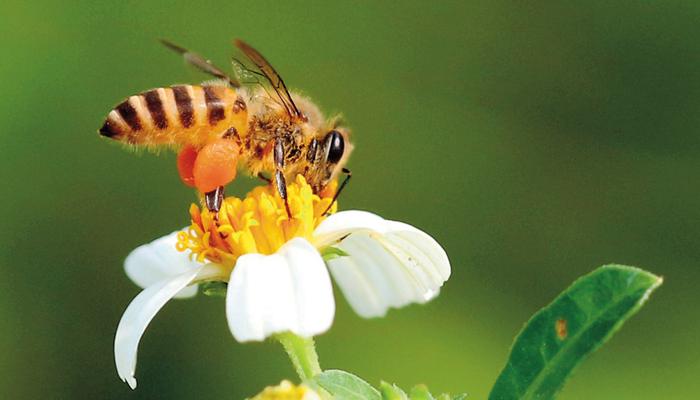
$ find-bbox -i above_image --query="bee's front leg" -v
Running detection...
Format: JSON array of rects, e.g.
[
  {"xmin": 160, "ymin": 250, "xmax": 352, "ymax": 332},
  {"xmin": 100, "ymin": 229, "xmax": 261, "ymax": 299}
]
[{"xmin": 273, "ymin": 138, "xmax": 292, "ymax": 218}]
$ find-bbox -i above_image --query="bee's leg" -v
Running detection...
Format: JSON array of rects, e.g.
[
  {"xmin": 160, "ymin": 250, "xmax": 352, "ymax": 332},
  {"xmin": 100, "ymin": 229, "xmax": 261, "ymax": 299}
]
[
  {"xmin": 204, "ymin": 186, "xmax": 225, "ymax": 212},
  {"xmin": 323, "ymin": 168, "xmax": 352, "ymax": 216},
  {"xmin": 257, "ymin": 172, "xmax": 272, "ymax": 184},
  {"xmin": 274, "ymin": 139, "xmax": 292, "ymax": 218},
  {"xmin": 275, "ymin": 171, "xmax": 292, "ymax": 218}
]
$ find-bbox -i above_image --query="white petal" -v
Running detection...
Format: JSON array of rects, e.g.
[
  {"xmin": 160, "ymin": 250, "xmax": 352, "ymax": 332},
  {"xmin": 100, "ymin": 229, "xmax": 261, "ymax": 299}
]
[
  {"xmin": 114, "ymin": 266, "xmax": 203, "ymax": 389},
  {"xmin": 313, "ymin": 211, "xmax": 388, "ymax": 247},
  {"xmin": 124, "ymin": 229, "xmax": 201, "ymax": 298},
  {"xmin": 318, "ymin": 211, "xmax": 451, "ymax": 318},
  {"xmin": 226, "ymin": 238, "xmax": 335, "ymax": 342},
  {"xmin": 383, "ymin": 221, "xmax": 451, "ymax": 284}
]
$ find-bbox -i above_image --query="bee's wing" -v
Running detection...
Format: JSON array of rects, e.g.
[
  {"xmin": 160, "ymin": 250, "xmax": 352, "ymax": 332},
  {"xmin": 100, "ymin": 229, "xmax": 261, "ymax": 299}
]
[
  {"xmin": 161, "ymin": 39, "xmax": 240, "ymax": 87},
  {"xmin": 232, "ymin": 39, "xmax": 302, "ymax": 119}
]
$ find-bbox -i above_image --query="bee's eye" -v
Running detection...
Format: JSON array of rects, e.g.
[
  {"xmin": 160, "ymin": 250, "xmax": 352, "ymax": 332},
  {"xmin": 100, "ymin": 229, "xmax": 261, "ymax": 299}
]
[{"xmin": 324, "ymin": 130, "xmax": 345, "ymax": 164}]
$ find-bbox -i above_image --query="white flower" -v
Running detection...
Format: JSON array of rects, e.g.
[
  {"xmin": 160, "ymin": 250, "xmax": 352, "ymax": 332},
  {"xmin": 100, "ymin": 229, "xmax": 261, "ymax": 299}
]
[{"xmin": 114, "ymin": 177, "xmax": 450, "ymax": 389}]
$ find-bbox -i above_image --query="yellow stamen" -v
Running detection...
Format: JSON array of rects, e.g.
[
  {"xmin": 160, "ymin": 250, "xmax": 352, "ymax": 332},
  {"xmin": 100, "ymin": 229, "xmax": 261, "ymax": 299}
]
[
  {"xmin": 251, "ymin": 380, "xmax": 320, "ymax": 400},
  {"xmin": 177, "ymin": 175, "xmax": 337, "ymax": 266}
]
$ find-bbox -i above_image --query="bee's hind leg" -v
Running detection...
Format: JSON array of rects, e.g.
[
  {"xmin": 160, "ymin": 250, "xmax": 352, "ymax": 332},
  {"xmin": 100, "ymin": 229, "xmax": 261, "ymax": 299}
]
[
  {"xmin": 204, "ymin": 186, "xmax": 225, "ymax": 213},
  {"xmin": 273, "ymin": 139, "xmax": 292, "ymax": 218}
]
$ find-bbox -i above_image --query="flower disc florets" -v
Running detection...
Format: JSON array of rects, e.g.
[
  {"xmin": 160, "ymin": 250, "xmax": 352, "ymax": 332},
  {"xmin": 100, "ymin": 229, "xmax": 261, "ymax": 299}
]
[
  {"xmin": 251, "ymin": 380, "xmax": 320, "ymax": 400},
  {"xmin": 176, "ymin": 175, "xmax": 337, "ymax": 266}
]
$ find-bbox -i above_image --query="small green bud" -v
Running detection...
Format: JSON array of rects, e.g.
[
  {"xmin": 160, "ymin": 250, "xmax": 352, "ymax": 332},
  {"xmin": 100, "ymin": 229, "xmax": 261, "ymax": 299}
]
[{"xmin": 200, "ymin": 281, "xmax": 228, "ymax": 297}]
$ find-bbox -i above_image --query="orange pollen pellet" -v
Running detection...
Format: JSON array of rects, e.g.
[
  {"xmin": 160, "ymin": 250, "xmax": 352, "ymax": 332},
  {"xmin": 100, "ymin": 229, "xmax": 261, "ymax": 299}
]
[
  {"xmin": 177, "ymin": 145, "xmax": 198, "ymax": 188},
  {"xmin": 193, "ymin": 139, "xmax": 240, "ymax": 193}
]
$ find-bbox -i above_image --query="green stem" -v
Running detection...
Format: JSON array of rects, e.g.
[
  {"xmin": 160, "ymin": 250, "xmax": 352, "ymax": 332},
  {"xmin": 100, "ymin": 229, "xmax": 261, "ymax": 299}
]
[{"xmin": 276, "ymin": 332, "xmax": 322, "ymax": 381}]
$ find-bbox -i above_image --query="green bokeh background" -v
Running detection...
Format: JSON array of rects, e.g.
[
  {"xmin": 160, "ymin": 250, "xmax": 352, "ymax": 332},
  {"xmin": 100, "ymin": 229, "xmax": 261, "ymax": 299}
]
[{"xmin": 1, "ymin": 1, "xmax": 698, "ymax": 398}]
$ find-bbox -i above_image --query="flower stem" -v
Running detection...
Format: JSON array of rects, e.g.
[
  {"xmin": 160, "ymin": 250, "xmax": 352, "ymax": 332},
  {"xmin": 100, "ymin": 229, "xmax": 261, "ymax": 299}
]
[{"xmin": 276, "ymin": 332, "xmax": 322, "ymax": 381}]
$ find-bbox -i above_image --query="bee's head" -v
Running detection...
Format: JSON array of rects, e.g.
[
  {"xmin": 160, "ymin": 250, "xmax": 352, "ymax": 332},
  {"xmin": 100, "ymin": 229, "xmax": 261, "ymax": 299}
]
[{"xmin": 292, "ymin": 94, "xmax": 353, "ymax": 189}]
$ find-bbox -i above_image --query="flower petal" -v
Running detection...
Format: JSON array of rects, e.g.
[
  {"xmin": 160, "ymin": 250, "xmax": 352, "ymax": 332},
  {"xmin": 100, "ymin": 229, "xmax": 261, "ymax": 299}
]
[
  {"xmin": 114, "ymin": 266, "xmax": 203, "ymax": 389},
  {"xmin": 316, "ymin": 211, "xmax": 450, "ymax": 318},
  {"xmin": 226, "ymin": 237, "xmax": 335, "ymax": 342},
  {"xmin": 124, "ymin": 229, "xmax": 201, "ymax": 298},
  {"xmin": 313, "ymin": 211, "xmax": 388, "ymax": 247}
]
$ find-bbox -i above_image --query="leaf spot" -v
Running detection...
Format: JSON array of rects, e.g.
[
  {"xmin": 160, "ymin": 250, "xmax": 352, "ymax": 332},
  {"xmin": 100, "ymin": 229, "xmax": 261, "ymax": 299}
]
[{"xmin": 555, "ymin": 318, "xmax": 568, "ymax": 340}]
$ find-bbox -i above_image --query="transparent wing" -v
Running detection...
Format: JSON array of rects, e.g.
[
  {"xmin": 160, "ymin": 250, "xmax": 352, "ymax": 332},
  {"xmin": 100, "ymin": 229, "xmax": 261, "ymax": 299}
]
[
  {"xmin": 232, "ymin": 39, "xmax": 302, "ymax": 118},
  {"xmin": 160, "ymin": 39, "xmax": 240, "ymax": 87}
]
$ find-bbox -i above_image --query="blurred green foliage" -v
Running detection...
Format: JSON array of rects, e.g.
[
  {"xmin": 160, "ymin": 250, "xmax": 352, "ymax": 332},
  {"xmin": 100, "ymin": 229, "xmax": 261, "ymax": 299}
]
[{"xmin": 1, "ymin": 1, "xmax": 698, "ymax": 399}]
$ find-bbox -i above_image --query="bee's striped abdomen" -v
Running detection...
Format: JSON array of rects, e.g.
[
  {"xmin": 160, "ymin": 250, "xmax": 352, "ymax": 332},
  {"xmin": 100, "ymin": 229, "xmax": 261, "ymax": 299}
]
[
  {"xmin": 99, "ymin": 84, "xmax": 248, "ymax": 147},
  {"xmin": 143, "ymin": 89, "xmax": 168, "ymax": 129},
  {"xmin": 172, "ymin": 85, "xmax": 194, "ymax": 128}
]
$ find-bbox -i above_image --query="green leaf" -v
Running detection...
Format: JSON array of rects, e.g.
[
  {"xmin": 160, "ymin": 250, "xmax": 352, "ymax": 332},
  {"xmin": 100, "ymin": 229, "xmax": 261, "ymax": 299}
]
[
  {"xmin": 321, "ymin": 246, "xmax": 349, "ymax": 261},
  {"xmin": 409, "ymin": 385, "xmax": 435, "ymax": 400},
  {"xmin": 314, "ymin": 370, "xmax": 381, "ymax": 400},
  {"xmin": 434, "ymin": 392, "xmax": 467, "ymax": 400},
  {"xmin": 380, "ymin": 382, "xmax": 409, "ymax": 400},
  {"xmin": 489, "ymin": 264, "xmax": 662, "ymax": 400},
  {"xmin": 435, "ymin": 394, "xmax": 468, "ymax": 400},
  {"xmin": 200, "ymin": 281, "xmax": 227, "ymax": 297}
]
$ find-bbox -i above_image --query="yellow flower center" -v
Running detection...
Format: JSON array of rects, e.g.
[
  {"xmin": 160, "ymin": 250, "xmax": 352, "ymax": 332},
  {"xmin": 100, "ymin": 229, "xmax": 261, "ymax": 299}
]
[
  {"xmin": 176, "ymin": 175, "xmax": 337, "ymax": 266},
  {"xmin": 251, "ymin": 380, "xmax": 320, "ymax": 400}
]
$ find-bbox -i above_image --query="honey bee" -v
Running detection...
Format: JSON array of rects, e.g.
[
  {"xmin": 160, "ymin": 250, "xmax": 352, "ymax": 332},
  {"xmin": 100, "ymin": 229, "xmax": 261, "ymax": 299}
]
[{"xmin": 99, "ymin": 39, "xmax": 352, "ymax": 214}]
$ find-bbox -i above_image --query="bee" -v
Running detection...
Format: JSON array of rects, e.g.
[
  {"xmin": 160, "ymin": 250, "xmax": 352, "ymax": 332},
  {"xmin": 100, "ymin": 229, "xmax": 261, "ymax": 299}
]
[{"xmin": 99, "ymin": 39, "xmax": 352, "ymax": 215}]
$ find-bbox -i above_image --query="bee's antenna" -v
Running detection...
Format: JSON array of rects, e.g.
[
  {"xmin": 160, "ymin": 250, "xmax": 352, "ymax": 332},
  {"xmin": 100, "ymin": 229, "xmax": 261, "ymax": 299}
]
[{"xmin": 323, "ymin": 168, "xmax": 352, "ymax": 216}]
